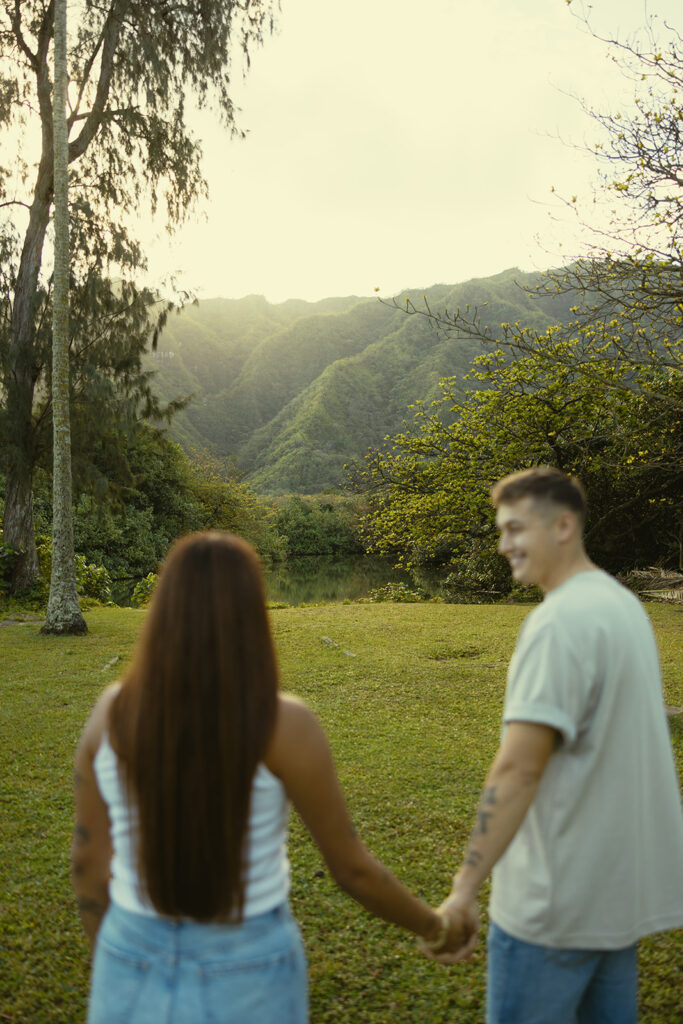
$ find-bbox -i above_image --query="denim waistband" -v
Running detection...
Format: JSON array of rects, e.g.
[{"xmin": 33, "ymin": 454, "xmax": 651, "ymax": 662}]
[{"xmin": 103, "ymin": 899, "xmax": 293, "ymax": 957}]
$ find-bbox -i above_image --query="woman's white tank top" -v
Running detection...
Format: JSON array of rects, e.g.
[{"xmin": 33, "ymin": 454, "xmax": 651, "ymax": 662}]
[{"xmin": 93, "ymin": 732, "xmax": 291, "ymax": 919}]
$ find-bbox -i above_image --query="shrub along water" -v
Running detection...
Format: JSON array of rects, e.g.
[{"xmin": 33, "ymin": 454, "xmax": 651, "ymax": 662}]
[{"xmin": 272, "ymin": 494, "xmax": 365, "ymax": 558}]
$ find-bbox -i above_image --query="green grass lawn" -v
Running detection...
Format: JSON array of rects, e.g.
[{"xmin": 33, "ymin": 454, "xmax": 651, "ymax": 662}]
[{"xmin": 1, "ymin": 602, "xmax": 682, "ymax": 1023}]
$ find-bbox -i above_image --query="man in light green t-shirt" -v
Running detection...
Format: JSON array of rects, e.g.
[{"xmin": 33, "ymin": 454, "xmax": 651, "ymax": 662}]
[{"xmin": 420, "ymin": 466, "xmax": 683, "ymax": 1024}]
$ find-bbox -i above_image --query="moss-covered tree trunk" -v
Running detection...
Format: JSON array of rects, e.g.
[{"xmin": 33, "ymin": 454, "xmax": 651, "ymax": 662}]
[{"xmin": 42, "ymin": 0, "xmax": 87, "ymax": 635}]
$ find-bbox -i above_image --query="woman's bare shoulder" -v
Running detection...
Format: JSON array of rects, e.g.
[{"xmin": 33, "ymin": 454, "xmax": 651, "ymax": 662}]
[
  {"xmin": 277, "ymin": 691, "xmax": 328, "ymax": 733},
  {"xmin": 277, "ymin": 691, "xmax": 310, "ymax": 717},
  {"xmin": 265, "ymin": 693, "xmax": 327, "ymax": 775},
  {"xmin": 80, "ymin": 682, "xmax": 122, "ymax": 757}
]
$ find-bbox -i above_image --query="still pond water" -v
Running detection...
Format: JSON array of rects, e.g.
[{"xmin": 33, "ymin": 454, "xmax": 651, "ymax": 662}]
[{"xmin": 262, "ymin": 555, "xmax": 419, "ymax": 606}]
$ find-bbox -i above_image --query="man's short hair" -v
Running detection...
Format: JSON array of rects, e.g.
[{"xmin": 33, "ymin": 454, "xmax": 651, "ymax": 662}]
[{"xmin": 490, "ymin": 466, "xmax": 587, "ymax": 524}]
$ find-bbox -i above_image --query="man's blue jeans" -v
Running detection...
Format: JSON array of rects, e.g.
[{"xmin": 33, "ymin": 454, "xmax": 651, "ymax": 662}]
[{"xmin": 486, "ymin": 921, "xmax": 638, "ymax": 1024}]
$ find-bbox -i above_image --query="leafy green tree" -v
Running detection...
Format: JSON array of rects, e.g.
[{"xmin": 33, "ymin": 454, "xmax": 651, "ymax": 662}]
[
  {"xmin": 184, "ymin": 450, "xmax": 285, "ymax": 562},
  {"xmin": 372, "ymin": 13, "xmax": 683, "ymax": 579},
  {"xmin": 72, "ymin": 427, "xmax": 204, "ymax": 587},
  {"xmin": 272, "ymin": 495, "xmax": 364, "ymax": 557},
  {"xmin": 71, "ymin": 434, "xmax": 285, "ymax": 593},
  {"xmin": 354, "ymin": 341, "xmax": 682, "ymax": 588},
  {"xmin": 0, "ymin": 0, "xmax": 275, "ymax": 590},
  {"xmin": 0, "ymin": 270, "xmax": 190, "ymax": 598}
]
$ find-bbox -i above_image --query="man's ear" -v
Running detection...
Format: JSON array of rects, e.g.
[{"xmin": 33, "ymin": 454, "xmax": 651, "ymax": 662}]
[{"xmin": 555, "ymin": 509, "xmax": 579, "ymax": 544}]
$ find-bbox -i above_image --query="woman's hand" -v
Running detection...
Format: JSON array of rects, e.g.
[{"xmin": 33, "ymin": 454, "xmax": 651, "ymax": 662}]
[{"xmin": 417, "ymin": 894, "xmax": 480, "ymax": 964}]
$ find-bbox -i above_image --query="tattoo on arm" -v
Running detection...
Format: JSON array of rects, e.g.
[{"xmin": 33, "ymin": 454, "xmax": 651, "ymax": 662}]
[
  {"xmin": 475, "ymin": 786, "xmax": 497, "ymax": 835},
  {"xmin": 73, "ymin": 823, "xmax": 90, "ymax": 847},
  {"xmin": 74, "ymin": 769, "xmax": 85, "ymax": 788},
  {"xmin": 460, "ymin": 785, "xmax": 498, "ymax": 872},
  {"xmin": 475, "ymin": 808, "xmax": 493, "ymax": 835},
  {"xmin": 77, "ymin": 896, "xmax": 107, "ymax": 919},
  {"xmin": 482, "ymin": 785, "xmax": 497, "ymax": 806},
  {"xmin": 462, "ymin": 848, "xmax": 483, "ymax": 868},
  {"xmin": 473, "ymin": 785, "xmax": 498, "ymax": 837}
]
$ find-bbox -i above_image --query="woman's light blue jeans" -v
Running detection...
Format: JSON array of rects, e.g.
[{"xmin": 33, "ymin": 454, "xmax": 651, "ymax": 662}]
[
  {"xmin": 88, "ymin": 901, "xmax": 308, "ymax": 1024},
  {"xmin": 486, "ymin": 920, "xmax": 638, "ymax": 1024}
]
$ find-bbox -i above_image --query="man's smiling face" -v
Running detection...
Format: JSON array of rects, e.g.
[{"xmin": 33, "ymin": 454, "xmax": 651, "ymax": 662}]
[{"xmin": 496, "ymin": 496, "xmax": 562, "ymax": 593}]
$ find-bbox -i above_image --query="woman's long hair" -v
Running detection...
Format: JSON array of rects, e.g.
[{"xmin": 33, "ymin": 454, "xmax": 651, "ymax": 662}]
[{"xmin": 109, "ymin": 532, "xmax": 279, "ymax": 921}]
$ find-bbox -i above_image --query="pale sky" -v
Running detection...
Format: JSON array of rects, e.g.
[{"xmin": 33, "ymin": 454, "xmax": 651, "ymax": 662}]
[{"xmin": 139, "ymin": 0, "xmax": 682, "ymax": 303}]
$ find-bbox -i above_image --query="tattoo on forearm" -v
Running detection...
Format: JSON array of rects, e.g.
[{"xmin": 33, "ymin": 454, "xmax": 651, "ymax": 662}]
[
  {"xmin": 473, "ymin": 785, "xmax": 497, "ymax": 836},
  {"xmin": 476, "ymin": 808, "xmax": 493, "ymax": 835},
  {"xmin": 483, "ymin": 786, "xmax": 497, "ymax": 806},
  {"xmin": 77, "ymin": 896, "xmax": 107, "ymax": 919},
  {"xmin": 463, "ymin": 848, "xmax": 483, "ymax": 868},
  {"xmin": 460, "ymin": 786, "xmax": 498, "ymax": 873},
  {"xmin": 73, "ymin": 823, "xmax": 90, "ymax": 847}
]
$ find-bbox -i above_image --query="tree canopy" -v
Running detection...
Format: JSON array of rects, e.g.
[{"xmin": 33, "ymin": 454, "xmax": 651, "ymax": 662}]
[
  {"xmin": 0, "ymin": 0, "xmax": 276, "ymax": 589},
  {"xmin": 353, "ymin": 339, "xmax": 682, "ymax": 591}
]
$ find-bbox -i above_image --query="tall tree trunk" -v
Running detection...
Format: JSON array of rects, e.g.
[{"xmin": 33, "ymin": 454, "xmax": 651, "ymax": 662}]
[
  {"xmin": 4, "ymin": 2, "xmax": 56, "ymax": 592},
  {"xmin": 42, "ymin": 0, "xmax": 87, "ymax": 635}
]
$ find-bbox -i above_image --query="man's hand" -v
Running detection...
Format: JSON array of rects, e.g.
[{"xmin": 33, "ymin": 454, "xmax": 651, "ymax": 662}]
[{"xmin": 417, "ymin": 892, "xmax": 480, "ymax": 964}]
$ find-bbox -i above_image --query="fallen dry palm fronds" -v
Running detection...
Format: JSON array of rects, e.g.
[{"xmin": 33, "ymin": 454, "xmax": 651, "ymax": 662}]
[
  {"xmin": 620, "ymin": 567, "xmax": 683, "ymax": 603},
  {"xmin": 641, "ymin": 589, "xmax": 683, "ymax": 603}
]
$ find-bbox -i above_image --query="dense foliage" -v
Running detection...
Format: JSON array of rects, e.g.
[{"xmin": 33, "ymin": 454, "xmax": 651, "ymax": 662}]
[
  {"xmin": 272, "ymin": 495, "xmax": 364, "ymax": 558},
  {"xmin": 0, "ymin": 442, "xmax": 372, "ymax": 608},
  {"xmin": 0, "ymin": 432, "xmax": 288, "ymax": 606},
  {"xmin": 354, "ymin": 341, "xmax": 682, "ymax": 590}
]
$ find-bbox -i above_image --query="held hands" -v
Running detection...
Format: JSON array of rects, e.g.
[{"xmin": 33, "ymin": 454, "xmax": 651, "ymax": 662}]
[{"xmin": 417, "ymin": 890, "xmax": 480, "ymax": 965}]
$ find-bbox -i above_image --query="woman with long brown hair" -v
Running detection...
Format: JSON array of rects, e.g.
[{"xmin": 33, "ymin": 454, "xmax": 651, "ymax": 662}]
[{"xmin": 72, "ymin": 532, "xmax": 467, "ymax": 1023}]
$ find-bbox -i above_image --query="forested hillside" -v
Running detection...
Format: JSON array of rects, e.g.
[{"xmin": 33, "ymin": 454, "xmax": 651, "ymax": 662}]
[{"xmin": 148, "ymin": 269, "xmax": 578, "ymax": 493}]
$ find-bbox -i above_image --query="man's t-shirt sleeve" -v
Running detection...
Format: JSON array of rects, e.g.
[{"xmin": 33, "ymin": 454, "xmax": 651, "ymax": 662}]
[{"xmin": 503, "ymin": 621, "xmax": 593, "ymax": 747}]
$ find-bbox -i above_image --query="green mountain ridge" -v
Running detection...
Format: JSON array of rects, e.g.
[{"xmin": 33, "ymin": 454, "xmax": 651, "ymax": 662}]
[{"xmin": 147, "ymin": 269, "xmax": 578, "ymax": 493}]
